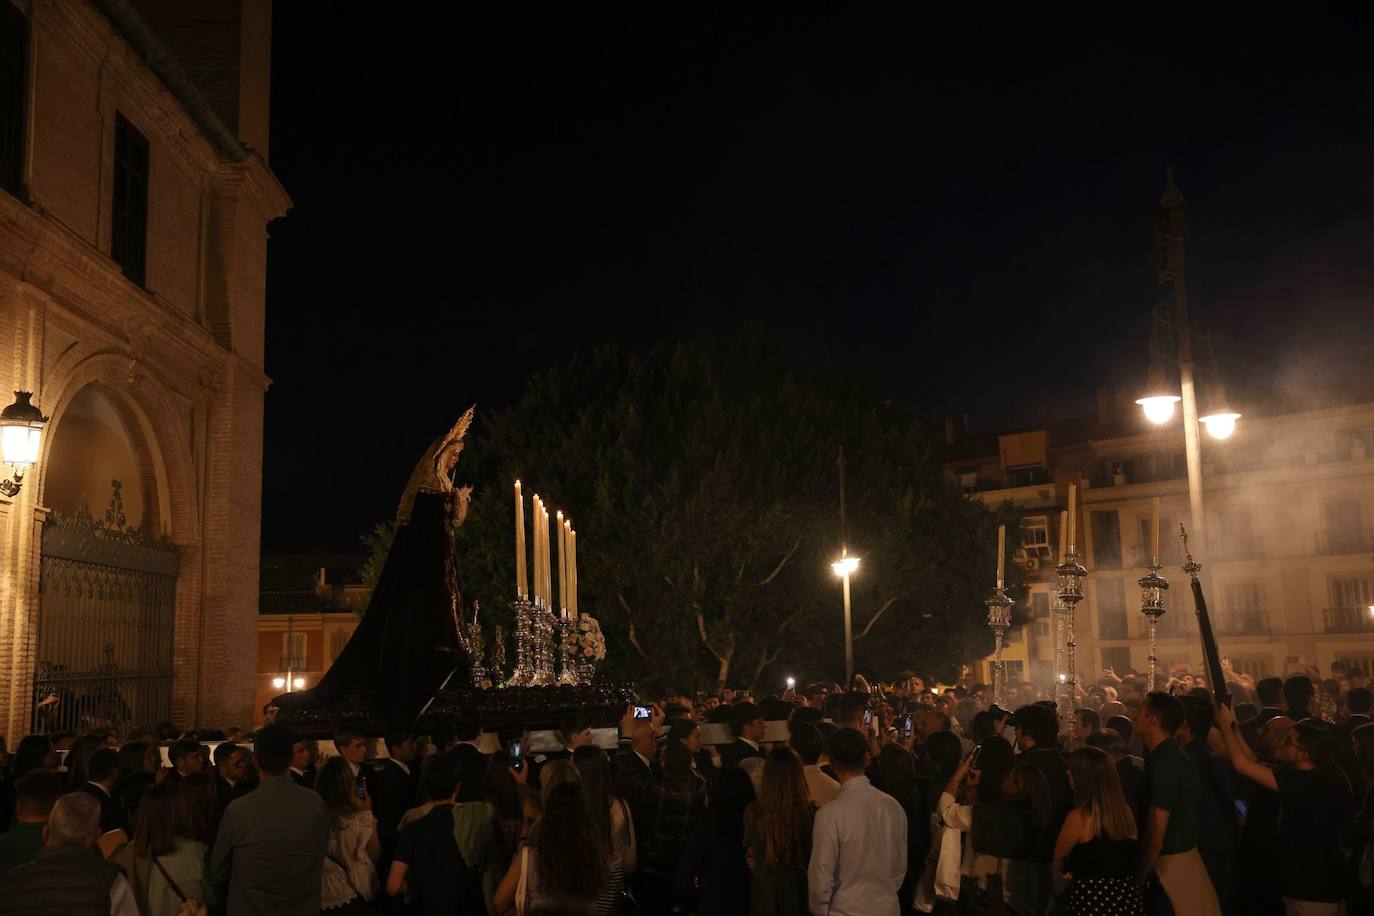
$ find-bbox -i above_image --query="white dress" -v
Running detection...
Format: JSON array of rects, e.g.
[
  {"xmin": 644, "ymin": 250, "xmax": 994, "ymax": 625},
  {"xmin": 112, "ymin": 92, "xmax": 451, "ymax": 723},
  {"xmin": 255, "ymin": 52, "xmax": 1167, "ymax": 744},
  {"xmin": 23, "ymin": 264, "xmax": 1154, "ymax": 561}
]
[{"xmin": 321, "ymin": 810, "xmax": 379, "ymax": 909}]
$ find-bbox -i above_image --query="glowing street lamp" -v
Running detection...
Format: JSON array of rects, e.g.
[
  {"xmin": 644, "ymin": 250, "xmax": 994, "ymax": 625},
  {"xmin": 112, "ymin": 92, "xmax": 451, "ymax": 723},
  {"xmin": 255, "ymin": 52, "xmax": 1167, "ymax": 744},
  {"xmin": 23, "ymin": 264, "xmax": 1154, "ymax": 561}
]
[
  {"xmin": 0, "ymin": 392, "xmax": 48, "ymax": 497},
  {"xmin": 1199, "ymin": 410, "xmax": 1241, "ymax": 440},
  {"xmin": 1136, "ymin": 393, "xmax": 1181, "ymax": 426},
  {"xmin": 272, "ymin": 677, "xmax": 285, "ymax": 689},
  {"xmin": 832, "ymin": 552, "xmax": 860, "ymax": 686}
]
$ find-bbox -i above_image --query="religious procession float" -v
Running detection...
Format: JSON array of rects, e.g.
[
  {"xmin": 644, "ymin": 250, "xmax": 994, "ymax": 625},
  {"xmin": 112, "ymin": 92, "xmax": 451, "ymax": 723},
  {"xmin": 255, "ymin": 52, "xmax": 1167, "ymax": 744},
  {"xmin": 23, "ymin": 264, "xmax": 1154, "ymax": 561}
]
[{"xmin": 273, "ymin": 408, "xmax": 635, "ymax": 737}]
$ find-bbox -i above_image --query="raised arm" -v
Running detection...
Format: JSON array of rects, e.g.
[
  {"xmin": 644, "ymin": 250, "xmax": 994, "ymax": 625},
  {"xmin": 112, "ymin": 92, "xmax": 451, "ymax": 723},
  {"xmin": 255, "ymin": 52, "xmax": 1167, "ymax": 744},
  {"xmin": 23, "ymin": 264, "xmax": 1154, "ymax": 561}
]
[{"xmin": 1213, "ymin": 704, "xmax": 1277, "ymax": 792}]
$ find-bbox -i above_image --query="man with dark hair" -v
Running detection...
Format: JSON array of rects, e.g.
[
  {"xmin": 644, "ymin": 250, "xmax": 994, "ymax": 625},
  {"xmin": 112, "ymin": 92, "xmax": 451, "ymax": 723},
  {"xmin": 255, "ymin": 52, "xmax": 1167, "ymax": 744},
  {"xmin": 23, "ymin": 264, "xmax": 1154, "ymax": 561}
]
[
  {"xmin": 1134, "ymin": 692, "xmax": 1220, "ymax": 916},
  {"xmin": 211, "ymin": 725, "xmax": 330, "ymax": 916},
  {"xmin": 0, "ymin": 792, "xmax": 137, "ymax": 915},
  {"xmin": 837, "ymin": 692, "xmax": 871, "ymax": 731},
  {"xmin": 1073, "ymin": 707, "xmax": 1101, "ymax": 742},
  {"xmin": 1335, "ymin": 687, "xmax": 1374, "ymax": 800},
  {"xmin": 333, "ymin": 723, "xmax": 369, "ymax": 777},
  {"xmin": 166, "ymin": 738, "xmax": 205, "ymax": 782},
  {"xmin": 372, "ymin": 731, "xmax": 421, "ymax": 837},
  {"xmin": 719, "ymin": 702, "xmax": 766, "ymax": 768},
  {"xmin": 808, "ymin": 729, "xmax": 907, "ymax": 915},
  {"xmin": 1240, "ymin": 676, "xmax": 1286, "ymax": 749},
  {"xmin": 214, "ymin": 741, "xmax": 256, "ymax": 806},
  {"xmin": 288, "ymin": 739, "xmax": 314, "ymax": 788},
  {"xmin": 443, "ymin": 710, "xmax": 489, "ymax": 803},
  {"xmin": 1282, "ymin": 675, "xmax": 1314, "ymax": 722},
  {"xmin": 788, "ymin": 720, "xmax": 839, "ymax": 807},
  {"xmin": 79, "ymin": 747, "xmax": 128, "ymax": 835},
  {"xmin": 1013, "ymin": 704, "xmax": 1072, "ymax": 823},
  {"xmin": 1177, "ymin": 697, "xmax": 1237, "ymax": 913},
  {"xmin": 0, "ymin": 770, "xmax": 62, "ymax": 871},
  {"xmin": 385, "ymin": 757, "xmax": 481, "ymax": 913}
]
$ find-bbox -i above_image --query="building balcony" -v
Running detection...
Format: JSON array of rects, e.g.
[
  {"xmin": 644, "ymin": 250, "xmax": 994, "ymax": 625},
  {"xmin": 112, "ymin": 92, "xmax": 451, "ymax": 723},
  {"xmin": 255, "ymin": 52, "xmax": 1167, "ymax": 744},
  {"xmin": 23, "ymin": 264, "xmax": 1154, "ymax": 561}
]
[
  {"xmin": 1213, "ymin": 610, "xmax": 1270, "ymax": 635},
  {"xmin": 1211, "ymin": 535, "xmax": 1263, "ymax": 563},
  {"xmin": 1316, "ymin": 528, "xmax": 1373, "ymax": 556},
  {"xmin": 1323, "ymin": 607, "xmax": 1374, "ymax": 634}
]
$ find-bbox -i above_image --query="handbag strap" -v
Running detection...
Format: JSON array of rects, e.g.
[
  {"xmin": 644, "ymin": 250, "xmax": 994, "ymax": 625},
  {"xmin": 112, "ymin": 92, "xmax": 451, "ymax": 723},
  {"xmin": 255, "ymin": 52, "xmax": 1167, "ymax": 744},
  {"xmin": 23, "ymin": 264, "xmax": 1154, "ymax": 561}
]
[{"xmin": 152, "ymin": 856, "xmax": 188, "ymax": 903}]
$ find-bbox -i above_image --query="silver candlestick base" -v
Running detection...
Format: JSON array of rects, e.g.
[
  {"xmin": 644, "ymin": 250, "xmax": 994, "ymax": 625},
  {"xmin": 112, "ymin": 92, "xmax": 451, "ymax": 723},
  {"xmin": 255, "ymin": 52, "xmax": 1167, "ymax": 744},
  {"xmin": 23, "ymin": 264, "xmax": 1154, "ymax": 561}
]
[
  {"xmin": 985, "ymin": 585, "xmax": 1013, "ymax": 706},
  {"xmin": 507, "ymin": 596, "xmax": 536, "ymax": 686},
  {"xmin": 1138, "ymin": 557, "xmax": 1169, "ymax": 693},
  {"xmin": 1056, "ymin": 548, "xmax": 1087, "ymax": 728},
  {"xmin": 557, "ymin": 616, "xmax": 578, "ymax": 685}
]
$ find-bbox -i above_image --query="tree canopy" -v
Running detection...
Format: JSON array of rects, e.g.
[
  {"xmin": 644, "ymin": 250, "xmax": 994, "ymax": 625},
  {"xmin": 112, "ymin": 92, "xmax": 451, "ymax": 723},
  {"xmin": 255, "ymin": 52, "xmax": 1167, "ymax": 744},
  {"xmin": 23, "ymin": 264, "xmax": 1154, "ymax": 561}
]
[{"xmin": 452, "ymin": 334, "xmax": 1018, "ymax": 693}]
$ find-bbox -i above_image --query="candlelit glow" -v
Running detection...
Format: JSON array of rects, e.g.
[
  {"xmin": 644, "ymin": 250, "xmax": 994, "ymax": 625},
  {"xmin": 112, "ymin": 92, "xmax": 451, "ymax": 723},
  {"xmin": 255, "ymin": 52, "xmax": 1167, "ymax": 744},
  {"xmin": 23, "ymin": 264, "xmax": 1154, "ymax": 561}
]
[
  {"xmin": 786, "ymin": 676, "xmax": 796, "ymax": 688},
  {"xmin": 272, "ymin": 677, "xmax": 285, "ymax": 689},
  {"xmin": 1136, "ymin": 394, "xmax": 1181, "ymax": 425},
  {"xmin": 831, "ymin": 555, "xmax": 860, "ymax": 576},
  {"xmin": 1199, "ymin": 410, "xmax": 1241, "ymax": 440}
]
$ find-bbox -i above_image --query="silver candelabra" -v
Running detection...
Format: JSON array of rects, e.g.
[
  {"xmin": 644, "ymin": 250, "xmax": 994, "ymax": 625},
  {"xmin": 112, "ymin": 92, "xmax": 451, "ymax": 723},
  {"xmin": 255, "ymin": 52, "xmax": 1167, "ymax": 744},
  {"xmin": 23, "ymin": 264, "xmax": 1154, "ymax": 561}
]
[
  {"xmin": 985, "ymin": 586, "xmax": 1013, "ymax": 706},
  {"xmin": 1055, "ymin": 547, "xmax": 1087, "ymax": 724},
  {"xmin": 1138, "ymin": 558, "xmax": 1169, "ymax": 692}
]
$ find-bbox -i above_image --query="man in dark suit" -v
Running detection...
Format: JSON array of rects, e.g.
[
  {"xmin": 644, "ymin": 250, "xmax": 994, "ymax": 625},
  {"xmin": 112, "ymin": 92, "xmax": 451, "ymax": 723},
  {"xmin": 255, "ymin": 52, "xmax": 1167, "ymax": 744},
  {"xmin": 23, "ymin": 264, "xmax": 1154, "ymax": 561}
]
[
  {"xmin": 288, "ymin": 739, "xmax": 315, "ymax": 789},
  {"xmin": 718, "ymin": 702, "xmax": 766, "ymax": 768},
  {"xmin": 448, "ymin": 711, "xmax": 489, "ymax": 802},
  {"xmin": 78, "ymin": 747, "xmax": 127, "ymax": 835},
  {"xmin": 213, "ymin": 742, "xmax": 258, "ymax": 808},
  {"xmin": 370, "ymin": 731, "xmax": 421, "ymax": 835},
  {"xmin": 210, "ymin": 725, "xmax": 330, "ymax": 916},
  {"xmin": 614, "ymin": 716, "xmax": 658, "ymax": 790}
]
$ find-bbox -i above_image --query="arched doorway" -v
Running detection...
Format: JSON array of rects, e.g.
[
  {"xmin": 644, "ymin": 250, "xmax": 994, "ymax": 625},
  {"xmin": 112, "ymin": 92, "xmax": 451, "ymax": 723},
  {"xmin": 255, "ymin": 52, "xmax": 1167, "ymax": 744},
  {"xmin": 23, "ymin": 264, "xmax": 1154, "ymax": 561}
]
[{"xmin": 33, "ymin": 385, "xmax": 179, "ymax": 734}]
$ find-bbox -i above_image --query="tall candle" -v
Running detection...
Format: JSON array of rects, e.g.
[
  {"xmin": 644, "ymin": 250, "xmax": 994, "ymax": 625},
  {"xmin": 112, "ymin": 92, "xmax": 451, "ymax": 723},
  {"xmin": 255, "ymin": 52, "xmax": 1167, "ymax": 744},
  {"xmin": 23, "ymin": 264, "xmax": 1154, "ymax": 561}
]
[
  {"xmin": 996, "ymin": 524, "xmax": 1006, "ymax": 588},
  {"xmin": 530, "ymin": 495, "xmax": 540, "ymax": 603},
  {"xmin": 569, "ymin": 526, "xmax": 578, "ymax": 618},
  {"xmin": 543, "ymin": 508, "xmax": 553, "ymax": 603},
  {"xmin": 535, "ymin": 496, "xmax": 546, "ymax": 605},
  {"xmin": 556, "ymin": 511, "xmax": 567, "ymax": 618},
  {"xmin": 514, "ymin": 481, "xmax": 527, "ymax": 598},
  {"xmin": 1151, "ymin": 497, "xmax": 1160, "ymax": 560},
  {"xmin": 1067, "ymin": 483, "xmax": 1077, "ymax": 550},
  {"xmin": 1058, "ymin": 510, "xmax": 1068, "ymax": 559}
]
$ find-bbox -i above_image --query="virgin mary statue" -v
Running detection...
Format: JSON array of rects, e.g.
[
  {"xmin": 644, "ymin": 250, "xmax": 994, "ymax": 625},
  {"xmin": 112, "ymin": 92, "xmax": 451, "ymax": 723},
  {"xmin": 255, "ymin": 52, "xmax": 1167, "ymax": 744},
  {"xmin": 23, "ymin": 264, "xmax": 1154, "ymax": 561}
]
[{"xmin": 276, "ymin": 408, "xmax": 476, "ymax": 731}]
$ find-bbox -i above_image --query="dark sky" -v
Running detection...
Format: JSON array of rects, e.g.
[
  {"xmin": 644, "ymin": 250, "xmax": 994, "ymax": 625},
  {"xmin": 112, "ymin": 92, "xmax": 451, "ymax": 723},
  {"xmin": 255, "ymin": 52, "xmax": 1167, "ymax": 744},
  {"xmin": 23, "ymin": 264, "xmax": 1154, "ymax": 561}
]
[{"xmin": 261, "ymin": 8, "xmax": 1374, "ymax": 554}]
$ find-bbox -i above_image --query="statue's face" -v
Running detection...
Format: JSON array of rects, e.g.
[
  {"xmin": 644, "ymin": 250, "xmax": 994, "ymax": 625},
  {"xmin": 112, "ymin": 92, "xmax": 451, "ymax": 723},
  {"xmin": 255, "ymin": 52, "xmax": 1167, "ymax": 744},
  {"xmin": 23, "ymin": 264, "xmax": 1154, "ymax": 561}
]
[{"xmin": 436, "ymin": 443, "xmax": 462, "ymax": 486}]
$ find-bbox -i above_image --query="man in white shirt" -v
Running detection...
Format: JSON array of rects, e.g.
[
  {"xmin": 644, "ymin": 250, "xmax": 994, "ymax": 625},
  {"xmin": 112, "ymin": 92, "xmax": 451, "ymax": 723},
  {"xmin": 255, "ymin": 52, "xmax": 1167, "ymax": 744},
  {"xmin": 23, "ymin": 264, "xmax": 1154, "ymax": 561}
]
[{"xmin": 808, "ymin": 728, "xmax": 907, "ymax": 916}]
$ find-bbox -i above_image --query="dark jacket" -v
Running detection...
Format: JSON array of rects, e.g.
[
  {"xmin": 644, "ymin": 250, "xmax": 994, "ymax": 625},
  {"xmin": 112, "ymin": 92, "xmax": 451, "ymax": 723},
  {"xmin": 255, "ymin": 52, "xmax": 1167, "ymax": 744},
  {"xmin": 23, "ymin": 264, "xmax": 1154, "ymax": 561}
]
[
  {"xmin": 78, "ymin": 782, "xmax": 128, "ymax": 835},
  {"xmin": 209, "ymin": 771, "xmax": 330, "ymax": 916},
  {"xmin": 623, "ymin": 770, "xmax": 709, "ymax": 874},
  {"xmin": 370, "ymin": 757, "xmax": 421, "ymax": 833},
  {"xmin": 0, "ymin": 844, "xmax": 123, "ymax": 915},
  {"xmin": 718, "ymin": 739, "xmax": 764, "ymax": 769},
  {"xmin": 1183, "ymin": 736, "xmax": 1238, "ymax": 856},
  {"xmin": 449, "ymin": 743, "xmax": 490, "ymax": 803},
  {"xmin": 672, "ymin": 818, "xmax": 749, "ymax": 916},
  {"xmin": 1019, "ymin": 746, "xmax": 1072, "ymax": 825}
]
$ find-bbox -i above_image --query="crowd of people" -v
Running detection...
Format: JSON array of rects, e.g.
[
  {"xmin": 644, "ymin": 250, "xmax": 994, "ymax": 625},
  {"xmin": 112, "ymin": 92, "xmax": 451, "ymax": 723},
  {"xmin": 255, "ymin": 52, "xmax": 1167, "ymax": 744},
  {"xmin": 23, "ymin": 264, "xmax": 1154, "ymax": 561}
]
[{"xmin": 0, "ymin": 661, "xmax": 1371, "ymax": 914}]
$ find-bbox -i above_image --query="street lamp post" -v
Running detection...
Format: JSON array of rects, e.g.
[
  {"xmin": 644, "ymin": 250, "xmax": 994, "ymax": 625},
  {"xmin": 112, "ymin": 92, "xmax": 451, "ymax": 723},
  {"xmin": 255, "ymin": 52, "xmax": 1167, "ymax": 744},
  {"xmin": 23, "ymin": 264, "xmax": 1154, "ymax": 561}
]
[
  {"xmin": 1138, "ymin": 169, "xmax": 1241, "ymax": 590},
  {"xmin": 832, "ymin": 447, "xmax": 860, "ymax": 686}
]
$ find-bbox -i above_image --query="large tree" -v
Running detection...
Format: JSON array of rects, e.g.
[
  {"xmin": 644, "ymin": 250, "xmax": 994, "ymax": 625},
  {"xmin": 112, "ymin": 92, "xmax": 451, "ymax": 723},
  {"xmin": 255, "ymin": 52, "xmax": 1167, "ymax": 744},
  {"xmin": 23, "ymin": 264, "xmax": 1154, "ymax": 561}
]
[{"xmin": 452, "ymin": 334, "xmax": 1017, "ymax": 692}]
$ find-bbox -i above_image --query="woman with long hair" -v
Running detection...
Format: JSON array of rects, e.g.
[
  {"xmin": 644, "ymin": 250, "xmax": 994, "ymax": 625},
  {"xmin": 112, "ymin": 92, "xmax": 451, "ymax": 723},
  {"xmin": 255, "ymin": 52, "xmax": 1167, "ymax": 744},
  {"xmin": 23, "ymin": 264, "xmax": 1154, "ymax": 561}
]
[
  {"xmin": 493, "ymin": 781, "xmax": 606, "ymax": 914},
  {"xmin": 113, "ymin": 781, "xmax": 213, "ymax": 915},
  {"xmin": 1053, "ymin": 746, "xmax": 1144, "ymax": 916},
  {"xmin": 316, "ymin": 756, "xmax": 381, "ymax": 912},
  {"xmin": 62, "ymin": 733, "xmax": 105, "ymax": 790},
  {"xmin": 672, "ymin": 765, "xmax": 755, "ymax": 916},
  {"xmin": 176, "ymin": 772, "xmax": 220, "ymax": 847},
  {"xmin": 745, "ymin": 746, "xmax": 812, "ymax": 916},
  {"xmin": 114, "ymin": 741, "xmax": 161, "ymax": 819},
  {"xmin": 936, "ymin": 738, "xmax": 1052, "ymax": 916},
  {"xmin": 1216, "ymin": 705, "xmax": 1354, "ymax": 913},
  {"xmin": 573, "ymin": 745, "xmax": 636, "ymax": 915}
]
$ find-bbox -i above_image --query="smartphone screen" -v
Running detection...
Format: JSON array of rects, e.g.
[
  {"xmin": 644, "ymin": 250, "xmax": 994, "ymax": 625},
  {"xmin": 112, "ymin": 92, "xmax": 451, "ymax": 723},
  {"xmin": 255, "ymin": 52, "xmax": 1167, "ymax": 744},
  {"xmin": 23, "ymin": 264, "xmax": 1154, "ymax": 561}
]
[
  {"xmin": 511, "ymin": 741, "xmax": 523, "ymax": 772},
  {"xmin": 863, "ymin": 708, "xmax": 872, "ymax": 728},
  {"xmin": 901, "ymin": 713, "xmax": 913, "ymax": 740},
  {"xmin": 634, "ymin": 705, "xmax": 651, "ymax": 719}
]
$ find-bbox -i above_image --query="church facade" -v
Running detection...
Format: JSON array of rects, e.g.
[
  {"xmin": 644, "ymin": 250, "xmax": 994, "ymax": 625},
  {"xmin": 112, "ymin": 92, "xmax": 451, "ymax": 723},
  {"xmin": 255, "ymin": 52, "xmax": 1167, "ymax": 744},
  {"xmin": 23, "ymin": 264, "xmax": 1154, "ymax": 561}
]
[{"xmin": 0, "ymin": 0, "xmax": 286, "ymax": 738}]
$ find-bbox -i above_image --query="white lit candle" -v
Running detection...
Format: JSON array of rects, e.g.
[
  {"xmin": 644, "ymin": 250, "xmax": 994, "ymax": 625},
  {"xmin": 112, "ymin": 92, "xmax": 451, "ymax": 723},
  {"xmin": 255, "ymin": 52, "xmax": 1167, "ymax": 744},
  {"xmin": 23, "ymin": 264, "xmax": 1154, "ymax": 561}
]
[
  {"xmin": 557, "ymin": 510, "xmax": 567, "ymax": 618},
  {"xmin": 1151, "ymin": 496, "xmax": 1160, "ymax": 561},
  {"xmin": 996, "ymin": 524, "xmax": 1006, "ymax": 589},
  {"xmin": 1058, "ymin": 510, "xmax": 1068, "ymax": 560},
  {"xmin": 514, "ymin": 481, "xmax": 527, "ymax": 598},
  {"xmin": 543, "ymin": 508, "xmax": 553, "ymax": 603},
  {"xmin": 1067, "ymin": 483, "xmax": 1077, "ymax": 550},
  {"xmin": 569, "ymin": 526, "xmax": 578, "ymax": 618}
]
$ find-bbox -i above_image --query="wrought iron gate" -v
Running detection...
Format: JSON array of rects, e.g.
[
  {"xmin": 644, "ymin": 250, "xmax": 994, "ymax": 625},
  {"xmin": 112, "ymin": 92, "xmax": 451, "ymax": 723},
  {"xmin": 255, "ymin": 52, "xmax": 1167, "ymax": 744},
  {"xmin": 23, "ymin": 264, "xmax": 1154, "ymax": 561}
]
[{"xmin": 34, "ymin": 481, "xmax": 179, "ymax": 734}]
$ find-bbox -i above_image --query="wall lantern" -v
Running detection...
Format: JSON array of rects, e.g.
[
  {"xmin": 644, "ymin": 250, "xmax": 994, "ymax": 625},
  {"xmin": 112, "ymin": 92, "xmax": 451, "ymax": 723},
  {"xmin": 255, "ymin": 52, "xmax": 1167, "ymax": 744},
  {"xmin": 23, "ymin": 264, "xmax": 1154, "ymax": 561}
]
[{"xmin": 0, "ymin": 392, "xmax": 48, "ymax": 497}]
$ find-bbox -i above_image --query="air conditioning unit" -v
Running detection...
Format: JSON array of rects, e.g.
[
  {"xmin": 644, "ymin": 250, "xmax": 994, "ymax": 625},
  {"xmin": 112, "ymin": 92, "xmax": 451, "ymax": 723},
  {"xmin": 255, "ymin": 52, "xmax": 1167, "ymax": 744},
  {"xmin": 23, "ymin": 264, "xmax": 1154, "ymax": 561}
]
[{"xmin": 1025, "ymin": 557, "xmax": 1041, "ymax": 571}]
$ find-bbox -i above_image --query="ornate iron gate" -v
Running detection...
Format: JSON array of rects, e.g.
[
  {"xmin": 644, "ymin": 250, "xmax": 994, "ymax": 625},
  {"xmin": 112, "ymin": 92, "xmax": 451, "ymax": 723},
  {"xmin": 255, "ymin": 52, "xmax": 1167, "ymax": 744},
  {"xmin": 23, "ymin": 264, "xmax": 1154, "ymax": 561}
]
[{"xmin": 34, "ymin": 481, "xmax": 179, "ymax": 734}]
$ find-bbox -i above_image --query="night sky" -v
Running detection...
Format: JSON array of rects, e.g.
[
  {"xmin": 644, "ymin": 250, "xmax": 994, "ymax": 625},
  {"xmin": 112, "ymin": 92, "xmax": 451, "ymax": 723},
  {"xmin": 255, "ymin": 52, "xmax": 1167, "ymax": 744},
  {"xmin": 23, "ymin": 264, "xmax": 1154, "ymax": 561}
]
[{"xmin": 261, "ymin": 8, "xmax": 1374, "ymax": 554}]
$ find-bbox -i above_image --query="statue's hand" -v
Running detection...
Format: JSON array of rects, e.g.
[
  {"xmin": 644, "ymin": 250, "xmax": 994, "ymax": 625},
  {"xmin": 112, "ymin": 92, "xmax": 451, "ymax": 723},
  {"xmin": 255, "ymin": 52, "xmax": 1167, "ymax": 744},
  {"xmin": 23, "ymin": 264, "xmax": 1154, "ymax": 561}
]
[{"xmin": 453, "ymin": 485, "xmax": 473, "ymax": 527}]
